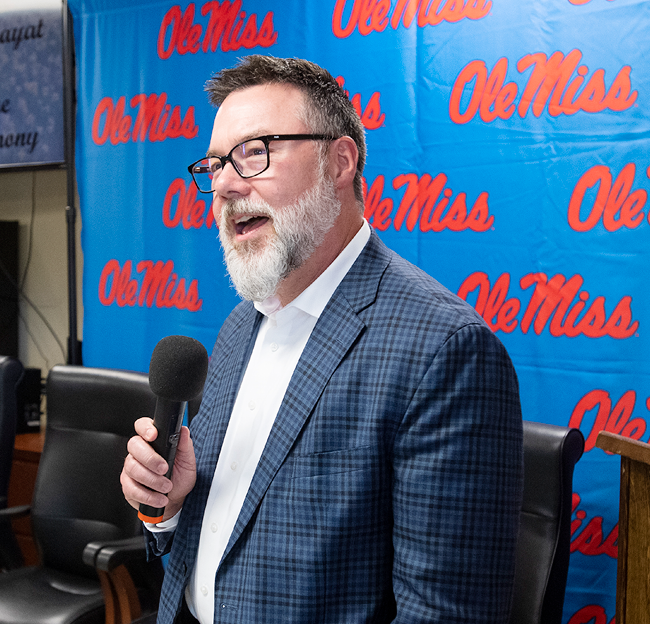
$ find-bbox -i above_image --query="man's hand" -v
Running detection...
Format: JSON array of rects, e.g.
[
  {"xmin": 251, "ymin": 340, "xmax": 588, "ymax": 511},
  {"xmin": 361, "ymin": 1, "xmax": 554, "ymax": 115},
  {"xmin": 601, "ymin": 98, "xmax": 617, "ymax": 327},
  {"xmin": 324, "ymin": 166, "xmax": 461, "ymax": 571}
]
[{"xmin": 121, "ymin": 417, "xmax": 197, "ymax": 522}]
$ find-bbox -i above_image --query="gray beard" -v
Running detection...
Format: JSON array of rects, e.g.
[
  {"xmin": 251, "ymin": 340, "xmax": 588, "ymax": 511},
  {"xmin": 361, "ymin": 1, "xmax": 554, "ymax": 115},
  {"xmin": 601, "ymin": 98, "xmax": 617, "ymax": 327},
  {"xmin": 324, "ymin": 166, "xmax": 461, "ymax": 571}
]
[{"xmin": 219, "ymin": 172, "xmax": 342, "ymax": 302}]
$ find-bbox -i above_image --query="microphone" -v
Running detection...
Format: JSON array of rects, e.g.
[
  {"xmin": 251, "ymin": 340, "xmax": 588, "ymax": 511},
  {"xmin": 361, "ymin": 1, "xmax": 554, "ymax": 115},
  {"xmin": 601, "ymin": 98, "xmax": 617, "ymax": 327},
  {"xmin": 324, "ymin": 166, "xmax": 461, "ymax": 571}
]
[{"xmin": 138, "ymin": 335, "xmax": 209, "ymax": 524}]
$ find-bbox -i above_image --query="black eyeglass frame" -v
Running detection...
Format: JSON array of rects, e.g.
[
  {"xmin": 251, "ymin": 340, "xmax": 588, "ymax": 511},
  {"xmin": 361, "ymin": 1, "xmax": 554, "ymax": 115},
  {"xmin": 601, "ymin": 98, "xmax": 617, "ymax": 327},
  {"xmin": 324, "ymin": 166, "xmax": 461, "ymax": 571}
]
[{"xmin": 187, "ymin": 133, "xmax": 338, "ymax": 194}]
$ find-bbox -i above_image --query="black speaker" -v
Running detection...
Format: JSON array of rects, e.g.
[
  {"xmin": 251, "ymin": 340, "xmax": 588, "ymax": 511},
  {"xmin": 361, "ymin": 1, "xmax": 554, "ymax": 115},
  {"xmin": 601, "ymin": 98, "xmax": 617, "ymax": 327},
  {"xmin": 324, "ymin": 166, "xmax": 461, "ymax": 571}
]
[
  {"xmin": 16, "ymin": 367, "xmax": 42, "ymax": 433},
  {"xmin": 0, "ymin": 221, "xmax": 19, "ymax": 357}
]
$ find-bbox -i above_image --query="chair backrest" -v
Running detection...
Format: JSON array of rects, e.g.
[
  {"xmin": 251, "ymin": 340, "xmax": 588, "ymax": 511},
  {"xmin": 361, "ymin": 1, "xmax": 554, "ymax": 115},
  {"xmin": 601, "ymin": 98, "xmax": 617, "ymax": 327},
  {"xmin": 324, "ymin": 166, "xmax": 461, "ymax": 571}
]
[
  {"xmin": 509, "ymin": 420, "xmax": 584, "ymax": 624},
  {"xmin": 31, "ymin": 365, "xmax": 157, "ymax": 578},
  {"xmin": 0, "ymin": 356, "xmax": 24, "ymax": 509}
]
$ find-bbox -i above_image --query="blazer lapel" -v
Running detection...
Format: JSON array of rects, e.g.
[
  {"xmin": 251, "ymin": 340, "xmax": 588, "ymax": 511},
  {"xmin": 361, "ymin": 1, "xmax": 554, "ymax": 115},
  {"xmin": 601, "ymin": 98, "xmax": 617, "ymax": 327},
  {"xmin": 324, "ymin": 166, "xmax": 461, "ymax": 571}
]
[
  {"xmin": 188, "ymin": 303, "xmax": 262, "ymax": 524},
  {"xmin": 221, "ymin": 231, "xmax": 392, "ymax": 561}
]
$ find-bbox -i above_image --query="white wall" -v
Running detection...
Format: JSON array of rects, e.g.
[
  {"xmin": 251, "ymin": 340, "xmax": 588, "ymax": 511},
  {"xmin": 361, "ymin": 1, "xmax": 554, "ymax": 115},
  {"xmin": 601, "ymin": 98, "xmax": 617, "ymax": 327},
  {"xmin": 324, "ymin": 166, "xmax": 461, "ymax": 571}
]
[{"xmin": 0, "ymin": 167, "xmax": 83, "ymax": 375}]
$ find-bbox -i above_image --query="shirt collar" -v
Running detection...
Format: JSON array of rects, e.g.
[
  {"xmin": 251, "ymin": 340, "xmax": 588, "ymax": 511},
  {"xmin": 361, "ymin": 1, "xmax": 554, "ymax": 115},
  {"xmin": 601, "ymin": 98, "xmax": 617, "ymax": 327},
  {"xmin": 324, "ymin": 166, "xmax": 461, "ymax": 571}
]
[{"xmin": 254, "ymin": 219, "xmax": 371, "ymax": 321}]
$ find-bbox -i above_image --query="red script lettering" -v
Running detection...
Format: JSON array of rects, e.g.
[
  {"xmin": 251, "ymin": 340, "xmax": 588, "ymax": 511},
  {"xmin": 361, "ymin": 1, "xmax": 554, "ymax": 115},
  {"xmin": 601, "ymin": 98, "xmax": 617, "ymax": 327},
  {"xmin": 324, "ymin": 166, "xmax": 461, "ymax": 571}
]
[
  {"xmin": 450, "ymin": 49, "xmax": 637, "ymax": 123},
  {"xmin": 569, "ymin": 389, "xmax": 647, "ymax": 452},
  {"xmin": 98, "ymin": 259, "xmax": 202, "ymax": 311},
  {"xmin": 332, "ymin": 0, "xmax": 492, "ymax": 38},
  {"xmin": 457, "ymin": 271, "xmax": 639, "ymax": 338},
  {"xmin": 363, "ymin": 173, "xmax": 494, "ymax": 233},
  {"xmin": 568, "ymin": 162, "xmax": 649, "ymax": 232},
  {"xmin": 92, "ymin": 93, "xmax": 198, "ymax": 145},
  {"xmin": 162, "ymin": 178, "xmax": 216, "ymax": 230},
  {"xmin": 157, "ymin": 1, "xmax": 277, "ymax": 59}
]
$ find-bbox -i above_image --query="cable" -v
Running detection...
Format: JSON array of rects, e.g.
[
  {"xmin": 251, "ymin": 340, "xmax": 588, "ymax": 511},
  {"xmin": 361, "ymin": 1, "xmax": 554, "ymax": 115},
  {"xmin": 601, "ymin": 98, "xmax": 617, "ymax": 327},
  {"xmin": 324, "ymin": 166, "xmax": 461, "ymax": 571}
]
[
  {"xmin": 18, "ymin": 309, "xmax": 51, "ymax": 370},
  {"xmin": 19, "ymin": 171, "xmax": 37, "ymax": 290},
  {"xmin": 1, "ymin": 171, "xmax": 65, "ymax": 365},
  {"xmin": 0, "ymin": 257, "xmax": 66, "ymax": 361}
]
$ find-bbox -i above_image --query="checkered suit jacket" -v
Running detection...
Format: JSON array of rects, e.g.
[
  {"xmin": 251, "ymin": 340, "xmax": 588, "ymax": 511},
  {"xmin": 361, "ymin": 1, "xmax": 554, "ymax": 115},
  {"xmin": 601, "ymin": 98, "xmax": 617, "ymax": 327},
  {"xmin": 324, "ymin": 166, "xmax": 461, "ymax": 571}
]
[{"xmin": 148, "ymin": 230, "xmax": 523, "ymax": 623}]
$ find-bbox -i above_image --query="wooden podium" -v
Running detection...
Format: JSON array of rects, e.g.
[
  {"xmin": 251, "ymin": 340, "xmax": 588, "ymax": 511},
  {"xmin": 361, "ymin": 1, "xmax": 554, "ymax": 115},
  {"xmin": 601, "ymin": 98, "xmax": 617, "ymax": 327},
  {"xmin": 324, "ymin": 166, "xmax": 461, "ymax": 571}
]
[{"xmin": 596, "ymin": 431, "xmax": 650, "ymax": 624}]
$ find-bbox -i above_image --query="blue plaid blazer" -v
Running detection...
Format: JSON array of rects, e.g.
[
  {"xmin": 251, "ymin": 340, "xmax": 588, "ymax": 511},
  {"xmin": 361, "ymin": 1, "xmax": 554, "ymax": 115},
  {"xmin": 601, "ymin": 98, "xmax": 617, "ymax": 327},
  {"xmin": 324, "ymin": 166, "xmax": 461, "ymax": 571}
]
[{"xmin": 148, "ymin": 230, "xmax": 523, "ymax": 623}]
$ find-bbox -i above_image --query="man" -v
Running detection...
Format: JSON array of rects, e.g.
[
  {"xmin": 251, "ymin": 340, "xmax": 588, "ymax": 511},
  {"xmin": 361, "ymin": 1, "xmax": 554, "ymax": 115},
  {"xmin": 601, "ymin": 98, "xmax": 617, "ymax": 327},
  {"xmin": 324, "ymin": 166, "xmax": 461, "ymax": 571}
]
[{"xmin": 121, "ymin": 55, "xmax": 523, "ymax": 623}]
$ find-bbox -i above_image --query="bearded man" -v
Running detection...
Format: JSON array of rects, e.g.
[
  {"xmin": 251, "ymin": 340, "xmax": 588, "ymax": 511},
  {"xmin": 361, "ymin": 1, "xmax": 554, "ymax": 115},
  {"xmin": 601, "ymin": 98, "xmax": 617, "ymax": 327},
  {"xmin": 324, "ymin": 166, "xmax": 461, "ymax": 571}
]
[{"xmin": 121, "ymin": 55, "xmax": 523, "ymax": 624}]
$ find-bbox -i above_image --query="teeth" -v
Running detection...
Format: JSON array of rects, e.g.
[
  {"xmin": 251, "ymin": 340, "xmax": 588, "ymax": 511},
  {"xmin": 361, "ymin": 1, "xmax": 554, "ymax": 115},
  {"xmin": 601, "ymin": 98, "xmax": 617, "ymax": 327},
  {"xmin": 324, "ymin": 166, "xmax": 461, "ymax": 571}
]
[{"xmin": 235, "ymin": 215, "xmax": 258, "ymax": 224}]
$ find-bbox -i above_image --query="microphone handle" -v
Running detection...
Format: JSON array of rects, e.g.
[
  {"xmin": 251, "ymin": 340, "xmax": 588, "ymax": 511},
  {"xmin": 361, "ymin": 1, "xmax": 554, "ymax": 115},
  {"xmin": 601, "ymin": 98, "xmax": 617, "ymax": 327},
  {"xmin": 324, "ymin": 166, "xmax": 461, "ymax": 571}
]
[{"xmin": 138, "ymin": 397, "xmax": 187, "ymax": 523}]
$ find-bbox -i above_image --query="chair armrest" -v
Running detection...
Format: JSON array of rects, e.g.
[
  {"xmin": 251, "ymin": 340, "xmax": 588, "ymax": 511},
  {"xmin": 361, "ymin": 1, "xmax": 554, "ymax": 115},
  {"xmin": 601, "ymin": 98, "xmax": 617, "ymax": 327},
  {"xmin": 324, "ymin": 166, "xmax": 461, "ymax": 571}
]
[
  {"xmin": 83, "ymin": 535, "xmax": 147, "ymax": 571},
  {"xmin": 0, "ymin": 505, "xmax": 31, "ymax": 520}
]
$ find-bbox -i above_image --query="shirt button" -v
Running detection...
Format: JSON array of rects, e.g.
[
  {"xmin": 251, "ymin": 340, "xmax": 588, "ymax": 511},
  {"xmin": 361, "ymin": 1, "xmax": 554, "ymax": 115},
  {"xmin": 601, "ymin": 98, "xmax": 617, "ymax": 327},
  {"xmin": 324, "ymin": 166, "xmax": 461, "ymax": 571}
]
[
  {"xmin": 231, "ymin": 461, "xmax": 238, "ymax": 471},
  {"xmin": 248, "ymin": 400, "xmax": 256, "ymax": 410},
  {"xmin": 211, "ymin": 523, "xmax": 218, "ymax": 533},
  {"xmin": 201, "ymin": 586, "xmax": 208, "ymax": 596},
  {"xmin": 270, "ymin": 342, "xmax": 278, "ymax": 352}
]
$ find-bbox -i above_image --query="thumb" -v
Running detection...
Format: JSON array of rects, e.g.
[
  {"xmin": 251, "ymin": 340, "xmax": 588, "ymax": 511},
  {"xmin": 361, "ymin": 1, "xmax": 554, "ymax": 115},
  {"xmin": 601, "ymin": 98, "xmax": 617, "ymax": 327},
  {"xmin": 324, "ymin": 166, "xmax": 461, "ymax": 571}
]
[
  {"xmin": 165, "ymin": 425, "xmax": 196, "ymax": 517},
  {"xmin": 174, "ymin": 426, "xmax": 195, "ymax": 470}
]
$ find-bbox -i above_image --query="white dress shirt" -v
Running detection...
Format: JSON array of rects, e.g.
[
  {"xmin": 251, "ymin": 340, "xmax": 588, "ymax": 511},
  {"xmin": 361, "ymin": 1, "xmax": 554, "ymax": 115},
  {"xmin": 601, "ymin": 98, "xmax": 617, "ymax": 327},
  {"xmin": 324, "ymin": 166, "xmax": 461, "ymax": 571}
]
[{"xmin": 149, "ymin": 220, "xmax": 370, "ymax": 624}]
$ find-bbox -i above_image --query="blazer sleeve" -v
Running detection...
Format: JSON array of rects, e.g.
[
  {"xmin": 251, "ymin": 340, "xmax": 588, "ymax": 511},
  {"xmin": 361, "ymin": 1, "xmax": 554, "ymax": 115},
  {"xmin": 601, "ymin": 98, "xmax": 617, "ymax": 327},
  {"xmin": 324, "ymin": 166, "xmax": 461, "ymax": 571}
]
[
  {"xmin": 391, "ymin": 322, "xmax": 523, "ymax": 623},
  {"xmin": 143, "ymin": 526, "xmax": 175, "ymax": 560}
]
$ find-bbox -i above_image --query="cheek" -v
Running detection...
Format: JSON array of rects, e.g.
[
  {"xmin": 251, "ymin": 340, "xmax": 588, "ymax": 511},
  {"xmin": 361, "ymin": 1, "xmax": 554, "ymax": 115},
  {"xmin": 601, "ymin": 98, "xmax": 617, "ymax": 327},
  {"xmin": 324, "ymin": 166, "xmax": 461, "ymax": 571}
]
[
  {"xmin": 271, "ymin": 176, "xmax": 316, "ymax": 208},
  {"xmin": 211, "ymin": 196, "xmax": 223, "ymax": 224}
]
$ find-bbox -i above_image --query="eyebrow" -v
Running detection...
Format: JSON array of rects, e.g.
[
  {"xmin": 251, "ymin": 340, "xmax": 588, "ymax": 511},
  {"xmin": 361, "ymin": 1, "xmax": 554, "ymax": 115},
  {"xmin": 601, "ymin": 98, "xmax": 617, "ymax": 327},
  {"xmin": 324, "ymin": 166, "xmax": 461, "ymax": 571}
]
[{"xmin": 206, "ymin": 130, "xmax": 269, "ymax": 158}]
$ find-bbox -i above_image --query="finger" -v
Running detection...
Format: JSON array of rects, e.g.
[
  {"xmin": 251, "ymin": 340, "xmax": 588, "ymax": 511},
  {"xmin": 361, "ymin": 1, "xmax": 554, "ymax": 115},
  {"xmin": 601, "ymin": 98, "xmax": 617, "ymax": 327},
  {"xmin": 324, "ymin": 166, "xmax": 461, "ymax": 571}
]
[
  {"xmin": 123, "ymin": 453, "xmax": 173, "ymax": 494},
  {"xmin": 120, "ymin": 468, "xmax": 169, "ymax": 510},
  {"xmin": 127, "ymin": 434, "xmax": 168, "ymax": 475},
  {"xmin": 134, "ymin": 417, "xmax": 157, "ymax": 442}
]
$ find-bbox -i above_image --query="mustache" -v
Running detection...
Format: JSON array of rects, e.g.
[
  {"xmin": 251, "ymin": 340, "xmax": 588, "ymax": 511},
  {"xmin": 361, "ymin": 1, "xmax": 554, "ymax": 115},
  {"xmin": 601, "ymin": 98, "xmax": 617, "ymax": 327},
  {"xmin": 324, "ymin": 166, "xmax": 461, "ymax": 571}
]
[{"xmin": 221, "ymin": 197, "xmax": 275, "ymax": 222}]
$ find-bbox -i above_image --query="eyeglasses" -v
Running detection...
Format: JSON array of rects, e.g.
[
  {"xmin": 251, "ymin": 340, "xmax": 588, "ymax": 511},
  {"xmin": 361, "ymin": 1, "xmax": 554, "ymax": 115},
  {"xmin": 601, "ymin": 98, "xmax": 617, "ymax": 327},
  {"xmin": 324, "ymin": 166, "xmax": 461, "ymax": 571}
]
[{"xmin": 187, "ymin": 134, "xmax": 337, "ymax": 194}]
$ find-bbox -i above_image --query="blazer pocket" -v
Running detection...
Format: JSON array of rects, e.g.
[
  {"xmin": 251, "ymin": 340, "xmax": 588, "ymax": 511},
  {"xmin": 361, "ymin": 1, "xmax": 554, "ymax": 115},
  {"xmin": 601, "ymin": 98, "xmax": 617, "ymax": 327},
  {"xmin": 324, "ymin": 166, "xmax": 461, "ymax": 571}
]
[{"xmin": 291, "ymin": 445, "xmax": 376, "ymax": 479}]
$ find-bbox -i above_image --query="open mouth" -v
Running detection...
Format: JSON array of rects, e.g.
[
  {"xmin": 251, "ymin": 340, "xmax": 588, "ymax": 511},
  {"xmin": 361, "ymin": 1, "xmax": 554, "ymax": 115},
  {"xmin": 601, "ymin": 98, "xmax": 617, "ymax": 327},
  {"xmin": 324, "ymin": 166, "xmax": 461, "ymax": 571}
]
[{"xmin": 234, "ymin": 215, "xmax": 270, "ymax": 236}]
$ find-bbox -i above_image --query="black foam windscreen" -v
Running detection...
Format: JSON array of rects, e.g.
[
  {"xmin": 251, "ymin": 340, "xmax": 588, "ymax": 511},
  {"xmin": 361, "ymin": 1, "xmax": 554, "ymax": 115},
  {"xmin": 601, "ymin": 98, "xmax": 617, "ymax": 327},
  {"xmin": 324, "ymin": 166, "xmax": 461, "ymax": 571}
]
[{"xmin": 148, "ymin": 335, "xmax": 208, "ymax": 401}]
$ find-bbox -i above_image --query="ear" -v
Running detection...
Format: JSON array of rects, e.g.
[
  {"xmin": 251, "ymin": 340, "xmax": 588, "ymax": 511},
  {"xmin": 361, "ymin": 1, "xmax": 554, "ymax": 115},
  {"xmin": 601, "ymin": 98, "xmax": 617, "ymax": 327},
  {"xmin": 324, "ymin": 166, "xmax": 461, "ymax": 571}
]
[{"xmin": 329, "ymin": 136, "xmax": 358, "ymax": 190}]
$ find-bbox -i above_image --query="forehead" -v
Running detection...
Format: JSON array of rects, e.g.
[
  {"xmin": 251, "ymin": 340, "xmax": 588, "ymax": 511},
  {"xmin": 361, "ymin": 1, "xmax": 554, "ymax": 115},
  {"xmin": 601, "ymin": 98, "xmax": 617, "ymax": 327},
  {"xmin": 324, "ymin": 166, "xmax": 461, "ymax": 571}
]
[{"xmin": 210, "ymin": 84, "xmax": 307, "ymax": 152}]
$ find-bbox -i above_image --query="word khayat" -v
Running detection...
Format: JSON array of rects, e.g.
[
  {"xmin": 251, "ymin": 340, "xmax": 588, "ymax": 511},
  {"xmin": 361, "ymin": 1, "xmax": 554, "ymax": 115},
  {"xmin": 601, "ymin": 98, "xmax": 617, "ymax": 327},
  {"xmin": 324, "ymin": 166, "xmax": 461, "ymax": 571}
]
[
  {"xmin": 364, "ymin": 174, "xmax": 494, "ymax": 233},
  {"xmin": 157, "ymin": 1, "xmax": 277, "ymax": 58},
  {"xmin": 98, "ymin": 259, "xmax": 202, "ymax": 311},
  {"xmin": 92, "ymin": 93, "xmax": 198, "ymax": 145},
  {"xmin": 457, "ymin": 272, "xmax": 638, "ymax": 339},
  {"xmin": 332, "ymin": 0, "xmax": 491, "ymax": 38},
  {"xmin": 0, "ymin": 19, "xmax": 43, "ymax": 50},
  {"xmin": 450, "ymin": 48, "xmax": 636, "ymax": 123},
  {"xmin": 568, "ymin": 162, "xmax": 650, "ymax": 232}
]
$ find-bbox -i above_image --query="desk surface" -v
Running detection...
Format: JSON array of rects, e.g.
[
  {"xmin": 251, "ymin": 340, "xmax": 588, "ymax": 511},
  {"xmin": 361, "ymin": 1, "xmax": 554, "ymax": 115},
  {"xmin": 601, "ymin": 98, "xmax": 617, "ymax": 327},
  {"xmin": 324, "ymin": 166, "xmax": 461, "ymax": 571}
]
[{"xmin": 14, "ymin": 432, "xmax": 45, "ymax": 457}]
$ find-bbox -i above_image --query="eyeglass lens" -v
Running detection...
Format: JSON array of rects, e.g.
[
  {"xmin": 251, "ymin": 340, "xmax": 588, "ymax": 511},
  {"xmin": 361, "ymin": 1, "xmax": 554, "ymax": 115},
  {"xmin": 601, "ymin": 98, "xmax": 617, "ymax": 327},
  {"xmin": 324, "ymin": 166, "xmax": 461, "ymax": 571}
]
[{"xmin": 193, "ymin": 139, "xmax": 269, "ymax": 192}]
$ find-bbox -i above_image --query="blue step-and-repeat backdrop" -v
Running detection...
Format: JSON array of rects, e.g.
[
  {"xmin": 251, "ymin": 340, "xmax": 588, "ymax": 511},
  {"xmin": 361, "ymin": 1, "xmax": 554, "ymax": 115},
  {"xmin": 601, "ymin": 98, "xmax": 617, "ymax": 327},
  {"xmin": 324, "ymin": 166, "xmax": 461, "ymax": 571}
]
[{"xmin": 67, "ymin": 0, "xmax": 650, "ymax": 621}]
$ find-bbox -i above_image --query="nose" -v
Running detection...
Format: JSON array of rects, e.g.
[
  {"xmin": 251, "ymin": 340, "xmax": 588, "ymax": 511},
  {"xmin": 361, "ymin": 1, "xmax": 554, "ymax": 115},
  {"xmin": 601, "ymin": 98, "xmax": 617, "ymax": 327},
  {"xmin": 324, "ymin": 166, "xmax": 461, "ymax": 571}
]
[
  {"xmin": 211, "ymin": 159, "xmax": 251, "ymax": 200},
  {"xmin": 211, "ymin": 161, "xmax": 251, "ymax": 225}
]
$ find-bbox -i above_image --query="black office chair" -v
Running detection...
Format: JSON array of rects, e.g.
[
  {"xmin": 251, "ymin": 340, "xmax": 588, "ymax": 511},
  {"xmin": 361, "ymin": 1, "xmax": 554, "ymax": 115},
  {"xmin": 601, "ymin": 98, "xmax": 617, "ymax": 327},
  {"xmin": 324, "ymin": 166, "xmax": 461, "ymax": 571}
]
[
  {"xmin": 509, "ymin": 420, "xmax": 585, "ymax": 624},
  {"xmin": 0, "ymin": 356, "xmax": 25, "ymax": 571},
  {"xmin": 0, "ymin": 365, "xmax": 163, "ymax": 624}
]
